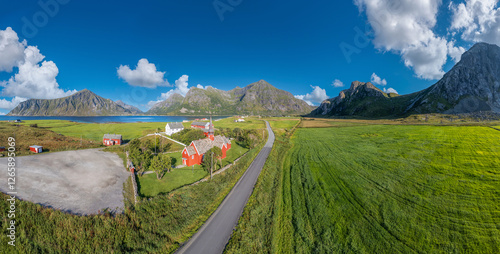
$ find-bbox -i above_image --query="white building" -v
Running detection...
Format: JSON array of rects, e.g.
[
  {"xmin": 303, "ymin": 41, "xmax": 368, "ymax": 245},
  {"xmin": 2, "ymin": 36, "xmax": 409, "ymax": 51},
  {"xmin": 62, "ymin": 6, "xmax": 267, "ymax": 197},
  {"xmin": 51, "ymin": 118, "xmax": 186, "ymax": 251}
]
[
  {"xmin": 234, "ymin": 118, "xmax": 245, "ymax": 122},
  {"xmin": 165, "ymin": 122, "xmax": 184, "ymax": 136}
]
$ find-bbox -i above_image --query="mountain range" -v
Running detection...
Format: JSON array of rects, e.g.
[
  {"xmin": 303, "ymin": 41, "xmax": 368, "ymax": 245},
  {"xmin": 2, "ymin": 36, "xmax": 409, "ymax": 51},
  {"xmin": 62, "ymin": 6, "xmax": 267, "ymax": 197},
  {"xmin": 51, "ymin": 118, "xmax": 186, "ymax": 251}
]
[
  {"xmin": 147, "ymin": 80, "xmax": 314, "ymax": 116},
  {"xmin": 7, "ymin": 80, "xmax": 314, "ymax": 116},
  {"xmin": 311, "ymin": 42, "xmax": 500, "ymax": 117},
  {"xmin": 7, "ymin": 89, "xmax": 141, "ymax": 116},
  {"xmin": 7, "ymin": 43, "xmax": 500, "ymax": 117}
]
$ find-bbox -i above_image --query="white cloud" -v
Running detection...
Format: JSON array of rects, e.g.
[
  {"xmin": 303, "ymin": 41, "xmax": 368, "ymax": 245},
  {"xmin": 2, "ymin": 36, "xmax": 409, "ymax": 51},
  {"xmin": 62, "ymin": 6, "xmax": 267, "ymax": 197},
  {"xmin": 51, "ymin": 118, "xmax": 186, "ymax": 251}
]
[
  {"xmin": 0, "ymin": 96, "xmax": 27, "ymax": 110},
  {"xmin": 383, "ymin": 87, "xmax": 398, "ymax": 94},
  {"xmin": 147, "ymin": 75, "xmax": 191, "ymax": 108},
  {"xmin": 0, "ymin": 112, "xmax": 5, "ymax": 115},
  {"xmin": 370, "ymin": 73, "xmax": 387, "ymax": 86},
  {"xmin": 354, "ymin": 0, "xmax": 465, "ymax": 80},
  {"xmin": 450, "ymin": 0, "xmax": 500, "ymax": 44},
  {"xmin": 0, "ymin": 27, "xmax": 26, "ymax": 72},
  {"xmin": 294, "ymin": 85, "xmax": 329, "ymax": 106},
  {"xmin": 1, "ymin": 40, "xmax": 77, "ymax": 99},
  {"xmin": 332, "ymin": 79, "xmax": 345, "ymax": 87},
  {"xmin": 117, "ymin": 58, "xmax": 169, "ymax": 88},
  {"xmin": 196, "ymin": 84, "xmax": 204, "ymax": 89}
]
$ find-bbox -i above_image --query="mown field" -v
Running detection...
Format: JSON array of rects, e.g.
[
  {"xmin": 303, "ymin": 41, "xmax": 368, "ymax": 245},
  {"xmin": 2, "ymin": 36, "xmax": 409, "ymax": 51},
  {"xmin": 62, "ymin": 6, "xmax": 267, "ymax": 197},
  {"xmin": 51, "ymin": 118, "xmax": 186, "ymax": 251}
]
[{"xmin": 227, "ymin": 124, "xmax": 500, "ymax": 253}]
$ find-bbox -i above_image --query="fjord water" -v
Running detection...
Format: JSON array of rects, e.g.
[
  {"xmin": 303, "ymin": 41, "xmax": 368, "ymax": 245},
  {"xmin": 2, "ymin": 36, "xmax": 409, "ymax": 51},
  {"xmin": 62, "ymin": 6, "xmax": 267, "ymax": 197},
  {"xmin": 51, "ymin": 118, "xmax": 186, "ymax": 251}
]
[{"xmin": 0, "ymin": 115, "xmax": 229, "ymax": 123}]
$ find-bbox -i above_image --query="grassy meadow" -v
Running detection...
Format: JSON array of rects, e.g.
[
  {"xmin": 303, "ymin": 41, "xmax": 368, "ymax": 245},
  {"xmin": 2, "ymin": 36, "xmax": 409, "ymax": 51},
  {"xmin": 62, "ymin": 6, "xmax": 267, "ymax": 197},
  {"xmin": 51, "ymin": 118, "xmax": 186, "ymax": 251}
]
[
  {"xmin": 227, "ymin": 123, "xmax": 500, "ymax": 253},
  {"xmin": 18, "ymin": 120, "xmax": 168, "ymax": 143},
  {"xmin": 0, "ymin": 121, "xmax": 100, "ymax": 156},
  {"xmin": 137, "ymin": 169, "xmax": 208, "ymax": 197}
]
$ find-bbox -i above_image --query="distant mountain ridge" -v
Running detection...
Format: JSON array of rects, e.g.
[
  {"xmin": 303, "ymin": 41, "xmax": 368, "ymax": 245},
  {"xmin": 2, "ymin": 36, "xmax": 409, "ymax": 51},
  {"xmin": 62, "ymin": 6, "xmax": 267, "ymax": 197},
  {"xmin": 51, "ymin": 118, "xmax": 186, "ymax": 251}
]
[
  {"xmin": 8, "ymin": 89, "xmax": 143, "ymax": 116},
  {"xmin": 312, "ymin": 42, "xmax": 500, "ymax": 117},
  {"xmin": 147, "ymin": 80, "xmax": 315, "ymax": 115}
]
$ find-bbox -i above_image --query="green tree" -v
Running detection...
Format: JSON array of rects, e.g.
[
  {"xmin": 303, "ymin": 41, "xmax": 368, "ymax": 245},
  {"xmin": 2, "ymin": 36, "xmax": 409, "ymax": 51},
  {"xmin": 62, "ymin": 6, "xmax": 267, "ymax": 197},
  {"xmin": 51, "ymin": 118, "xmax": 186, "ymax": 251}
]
[
  {"xmin": 150, "ymin": 154, "xmax": 172, "ymax": 180},
  {"xmin": 202, "ymin": 146, "xmax": 223, "ymax": 180}
]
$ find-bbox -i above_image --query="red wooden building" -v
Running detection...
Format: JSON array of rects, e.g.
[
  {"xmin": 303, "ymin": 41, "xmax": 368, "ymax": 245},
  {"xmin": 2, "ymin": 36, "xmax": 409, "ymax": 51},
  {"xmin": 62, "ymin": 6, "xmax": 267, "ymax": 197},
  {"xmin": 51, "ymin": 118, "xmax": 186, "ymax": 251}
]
[
  {"xmin": 0, "ymin": 146, "xmax": 5, "ymax": 152},
  {"xmin": 29, "ymin": 145, "xmax": 43, "ymax": 153},
  {"xmin": 182, "ymin": 135, "xmax": 231, "ymax": 166},
  {"xmin": 191, "ymin": 121, "xmax": 210, "ymax": 129},
  {"xmin": 103, "ymin": 134, "xmax": 122, "ymax": 146},
  {"xmin": 192, "ymin": 117, "xmax": 215, "ymax": 140}
]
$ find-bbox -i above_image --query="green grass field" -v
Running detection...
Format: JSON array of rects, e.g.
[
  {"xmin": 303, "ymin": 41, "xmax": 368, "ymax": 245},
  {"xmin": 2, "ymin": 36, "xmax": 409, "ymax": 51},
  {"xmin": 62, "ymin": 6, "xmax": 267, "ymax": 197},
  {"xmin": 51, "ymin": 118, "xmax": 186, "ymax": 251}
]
[
  {"xmin": 137, "ymin": 169, "xmax": 207, "ymax": 197},
  {"xmin": 213, "ymin": 117, "xmax": 266, "ymax": 129},
  {"xmin": 19, "ymin": 120, "xmax": 168, "ymax": 142},
  {"xmin": 228, "ymin": 124, "xmax": 500, "ymax": 253}
]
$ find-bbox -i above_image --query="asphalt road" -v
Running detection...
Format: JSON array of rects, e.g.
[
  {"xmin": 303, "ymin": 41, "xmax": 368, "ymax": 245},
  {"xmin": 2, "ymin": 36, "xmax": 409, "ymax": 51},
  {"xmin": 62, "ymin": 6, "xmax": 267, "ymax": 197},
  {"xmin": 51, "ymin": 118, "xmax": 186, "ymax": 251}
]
[{"xmin": 176, "ymin": 121, "xmax": 275, "ymax": 254}]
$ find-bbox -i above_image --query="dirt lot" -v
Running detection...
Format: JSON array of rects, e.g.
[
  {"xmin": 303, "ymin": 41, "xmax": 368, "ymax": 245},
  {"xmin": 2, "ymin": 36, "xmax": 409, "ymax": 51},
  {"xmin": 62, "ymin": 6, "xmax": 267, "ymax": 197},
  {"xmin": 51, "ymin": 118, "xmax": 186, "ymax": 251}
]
[{"xmin": 0, "ymin": 148, "xmax": 129, "ymax": 215}]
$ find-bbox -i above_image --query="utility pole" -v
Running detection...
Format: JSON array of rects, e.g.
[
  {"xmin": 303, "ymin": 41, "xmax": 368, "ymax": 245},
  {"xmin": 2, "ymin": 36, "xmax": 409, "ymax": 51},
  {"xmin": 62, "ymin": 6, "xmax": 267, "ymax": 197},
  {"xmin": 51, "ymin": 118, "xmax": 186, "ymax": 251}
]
[{"xmin": 210, "ymin": 151, "xmax": 213, "ymax": 180}]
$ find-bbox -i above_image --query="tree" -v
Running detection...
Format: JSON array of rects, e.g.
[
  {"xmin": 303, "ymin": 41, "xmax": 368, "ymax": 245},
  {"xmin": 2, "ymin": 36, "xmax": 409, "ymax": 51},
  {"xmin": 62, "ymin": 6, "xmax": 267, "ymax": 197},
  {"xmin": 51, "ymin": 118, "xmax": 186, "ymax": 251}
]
[
  {"xmin": 202, "ymin": 146, "xmax": 222, "ymax": 180},
  {"xmin": 151, "ymin": 156, "xmax": 164, "ymax": 180},
  {"xmin": 150, "ymin": 154, "xmax": 171, "ymax": 180}
]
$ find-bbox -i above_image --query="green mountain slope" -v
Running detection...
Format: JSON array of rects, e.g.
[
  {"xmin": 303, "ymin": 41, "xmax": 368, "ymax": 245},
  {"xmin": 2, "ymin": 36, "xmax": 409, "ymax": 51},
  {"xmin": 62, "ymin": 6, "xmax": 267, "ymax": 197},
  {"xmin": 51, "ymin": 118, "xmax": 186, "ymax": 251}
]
[
  {"xmin": 147, "ymin": 80, "xmax": 315, "ymax": 115},
  {"xmin": 8, "ymin": 89, "xmax": 143, "ymax": 116}
]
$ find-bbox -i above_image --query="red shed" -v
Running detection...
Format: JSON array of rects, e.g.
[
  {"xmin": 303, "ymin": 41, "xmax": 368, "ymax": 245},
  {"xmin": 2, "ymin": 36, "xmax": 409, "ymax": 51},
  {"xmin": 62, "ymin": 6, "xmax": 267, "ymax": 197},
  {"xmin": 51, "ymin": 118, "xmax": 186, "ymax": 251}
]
[
  {"xmin": 103, "ymin": 134, "xmax": 122, "ymax": 146},
  {"xmin": 0, "ymin": 147, "xmax": 5, "ymax": 152},
  {"xmin": 29, "ymin": 145, "xmax": 43, "ymax": 153}
]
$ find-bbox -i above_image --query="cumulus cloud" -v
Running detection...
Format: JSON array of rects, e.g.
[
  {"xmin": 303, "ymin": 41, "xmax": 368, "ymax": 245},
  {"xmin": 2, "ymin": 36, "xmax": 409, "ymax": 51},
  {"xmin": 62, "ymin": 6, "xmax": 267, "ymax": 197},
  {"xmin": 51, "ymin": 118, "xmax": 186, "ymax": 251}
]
[
  {"xmin": 294, "ymin": 85, "xmax": 329, "ymax": 106},
  {"xmin": 370, "ymin": 73, "xmax": 387, "ymax": 86},
  {"xmin": 450, "ymin": 0, "xmax": 500, "ymax": 44},
  {"xmin": 0, "ymin": 27, "xmax": 26, "ymax": 72},
  {"xmin": 117, "ymin": 58, "xmax": 169, "ymax": 88},
  {"xmin": 332, "ymin": 79, "xmax": 345, "ymax": 87},
  {"xmin": 0, "ymin": 96, "xmax": 27, "ymax": 110},
  {"xmin": 196, "ymin": 84, "xmax": 204, "ymax": 89},
  {"xmin": 0, "ymin": 29, "xmax": 77, "ymax": 100},
  {"xmin": 147, "ymin": 75, "xmax": 191, "ymax": 108},
  {"xmin": 383, "ymin": 87, "xmax": 398, "ymax": 94},
  {"xmin": 354, "ymin": 0, "xmax": 465, "ymax": 80}
]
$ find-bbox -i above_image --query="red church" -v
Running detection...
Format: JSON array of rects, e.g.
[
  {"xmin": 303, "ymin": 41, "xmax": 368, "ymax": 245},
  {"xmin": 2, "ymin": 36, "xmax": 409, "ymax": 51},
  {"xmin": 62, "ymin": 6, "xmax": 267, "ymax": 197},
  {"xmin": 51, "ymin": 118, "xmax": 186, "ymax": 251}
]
[{"xmin": 181, "ymin": 135, "xmax": 231, "ymax": 166}]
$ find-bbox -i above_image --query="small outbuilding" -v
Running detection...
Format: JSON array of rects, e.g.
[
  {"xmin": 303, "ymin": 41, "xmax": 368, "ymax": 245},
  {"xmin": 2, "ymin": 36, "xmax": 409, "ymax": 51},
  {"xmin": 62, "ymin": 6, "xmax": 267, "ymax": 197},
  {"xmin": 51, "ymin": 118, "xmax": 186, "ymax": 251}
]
[
  {"xmin": 165, "ymin": 122, "xmax": 184, "ymax": 136},
  {"xmin": 29, "ymin": 145, "xmax": 43, "ymax": 153},
  {"xmin": 0, "ymin": 146, "xmax": 5, "ymax": 152},
  {"xmin": 103, "ymin": 134, "xmax": 122, "ymax": 146}
]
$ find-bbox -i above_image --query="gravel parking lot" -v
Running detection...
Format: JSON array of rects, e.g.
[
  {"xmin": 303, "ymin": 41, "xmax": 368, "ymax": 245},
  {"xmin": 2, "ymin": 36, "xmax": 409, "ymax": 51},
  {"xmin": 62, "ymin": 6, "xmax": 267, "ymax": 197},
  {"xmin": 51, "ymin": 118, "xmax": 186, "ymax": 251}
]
[{"xmin": 0, "ymin": 148, "xmax": 129, "ymax": 215}]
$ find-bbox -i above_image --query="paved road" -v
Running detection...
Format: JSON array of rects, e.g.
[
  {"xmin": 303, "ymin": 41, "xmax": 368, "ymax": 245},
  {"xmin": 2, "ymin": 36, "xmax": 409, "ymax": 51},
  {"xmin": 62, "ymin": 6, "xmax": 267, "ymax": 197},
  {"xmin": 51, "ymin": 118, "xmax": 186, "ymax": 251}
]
[{"xmin": 176, "ymin": 121, "xmax": 275, "ymax": 254}]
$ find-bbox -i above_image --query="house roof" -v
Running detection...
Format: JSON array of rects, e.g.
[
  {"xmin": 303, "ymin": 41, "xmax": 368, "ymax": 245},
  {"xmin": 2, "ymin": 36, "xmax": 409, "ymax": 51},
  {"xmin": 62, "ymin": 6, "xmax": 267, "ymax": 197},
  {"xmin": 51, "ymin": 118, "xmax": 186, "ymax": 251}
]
[
  {"xmin": 103, "ymin": 134, "xmax": 122, "ymax": 139},
  {"xmin": 185, "ymin": 146, "xmax": 197, "ymax": 156},
  {"xmin": 30, "ymin": 145, "xmax": 43, "ymax": 148},
  {"xmin": 191, "ymin": 121, "xmax": 208, "ymax": 126},
  {"xmin": 189, "ymin": 135, "xmax": 230, "ymax": 156},
  {"xmin": 166, "ymin": 122, "xmax": 184, "ymax": 129}
]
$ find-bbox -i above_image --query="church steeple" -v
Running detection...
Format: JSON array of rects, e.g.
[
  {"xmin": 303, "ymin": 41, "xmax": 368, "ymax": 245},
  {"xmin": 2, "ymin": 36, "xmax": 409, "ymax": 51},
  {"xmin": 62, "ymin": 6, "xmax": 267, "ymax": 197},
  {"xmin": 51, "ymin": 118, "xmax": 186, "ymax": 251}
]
[{"xmin": 207, "ymin": 116, "xmax": 215, "ymax": 141}]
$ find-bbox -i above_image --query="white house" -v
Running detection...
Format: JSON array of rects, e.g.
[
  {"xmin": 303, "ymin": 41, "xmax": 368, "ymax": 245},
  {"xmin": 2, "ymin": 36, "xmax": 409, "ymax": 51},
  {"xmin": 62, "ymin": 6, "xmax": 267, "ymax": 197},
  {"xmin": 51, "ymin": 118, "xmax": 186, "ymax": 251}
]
[
  {"xmin": 234, "ymin": 118, "xmax": 245, "ymax": 122},
  {"xmin": 165, "ymin": 122, "xmax": 184, "ymax": 136}
]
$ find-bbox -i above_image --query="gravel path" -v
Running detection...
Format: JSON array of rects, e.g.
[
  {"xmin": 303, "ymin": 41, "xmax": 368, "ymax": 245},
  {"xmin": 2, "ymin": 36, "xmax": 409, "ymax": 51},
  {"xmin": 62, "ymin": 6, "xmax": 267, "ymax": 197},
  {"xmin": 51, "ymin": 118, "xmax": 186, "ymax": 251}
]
[{"xmin": 0, "ymin": 148, "xmax": 129, "ymax": 215}]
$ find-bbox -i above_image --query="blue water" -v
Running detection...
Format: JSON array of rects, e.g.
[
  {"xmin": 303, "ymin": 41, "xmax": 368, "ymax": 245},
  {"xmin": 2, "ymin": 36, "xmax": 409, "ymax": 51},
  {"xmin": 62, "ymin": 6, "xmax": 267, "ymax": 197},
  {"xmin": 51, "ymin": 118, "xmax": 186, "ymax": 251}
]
[{"xmin": 0, "ymin": 115, "xmax": 229, "ymax": 123}]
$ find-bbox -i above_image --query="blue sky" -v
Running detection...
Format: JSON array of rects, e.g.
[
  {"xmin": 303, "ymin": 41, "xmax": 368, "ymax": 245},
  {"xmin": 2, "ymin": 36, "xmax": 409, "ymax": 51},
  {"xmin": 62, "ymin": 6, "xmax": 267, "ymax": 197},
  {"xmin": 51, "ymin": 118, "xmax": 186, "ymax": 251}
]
[{"xmin": 1, "ymin": 0, "xmax": 499, "ymax": 114}]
